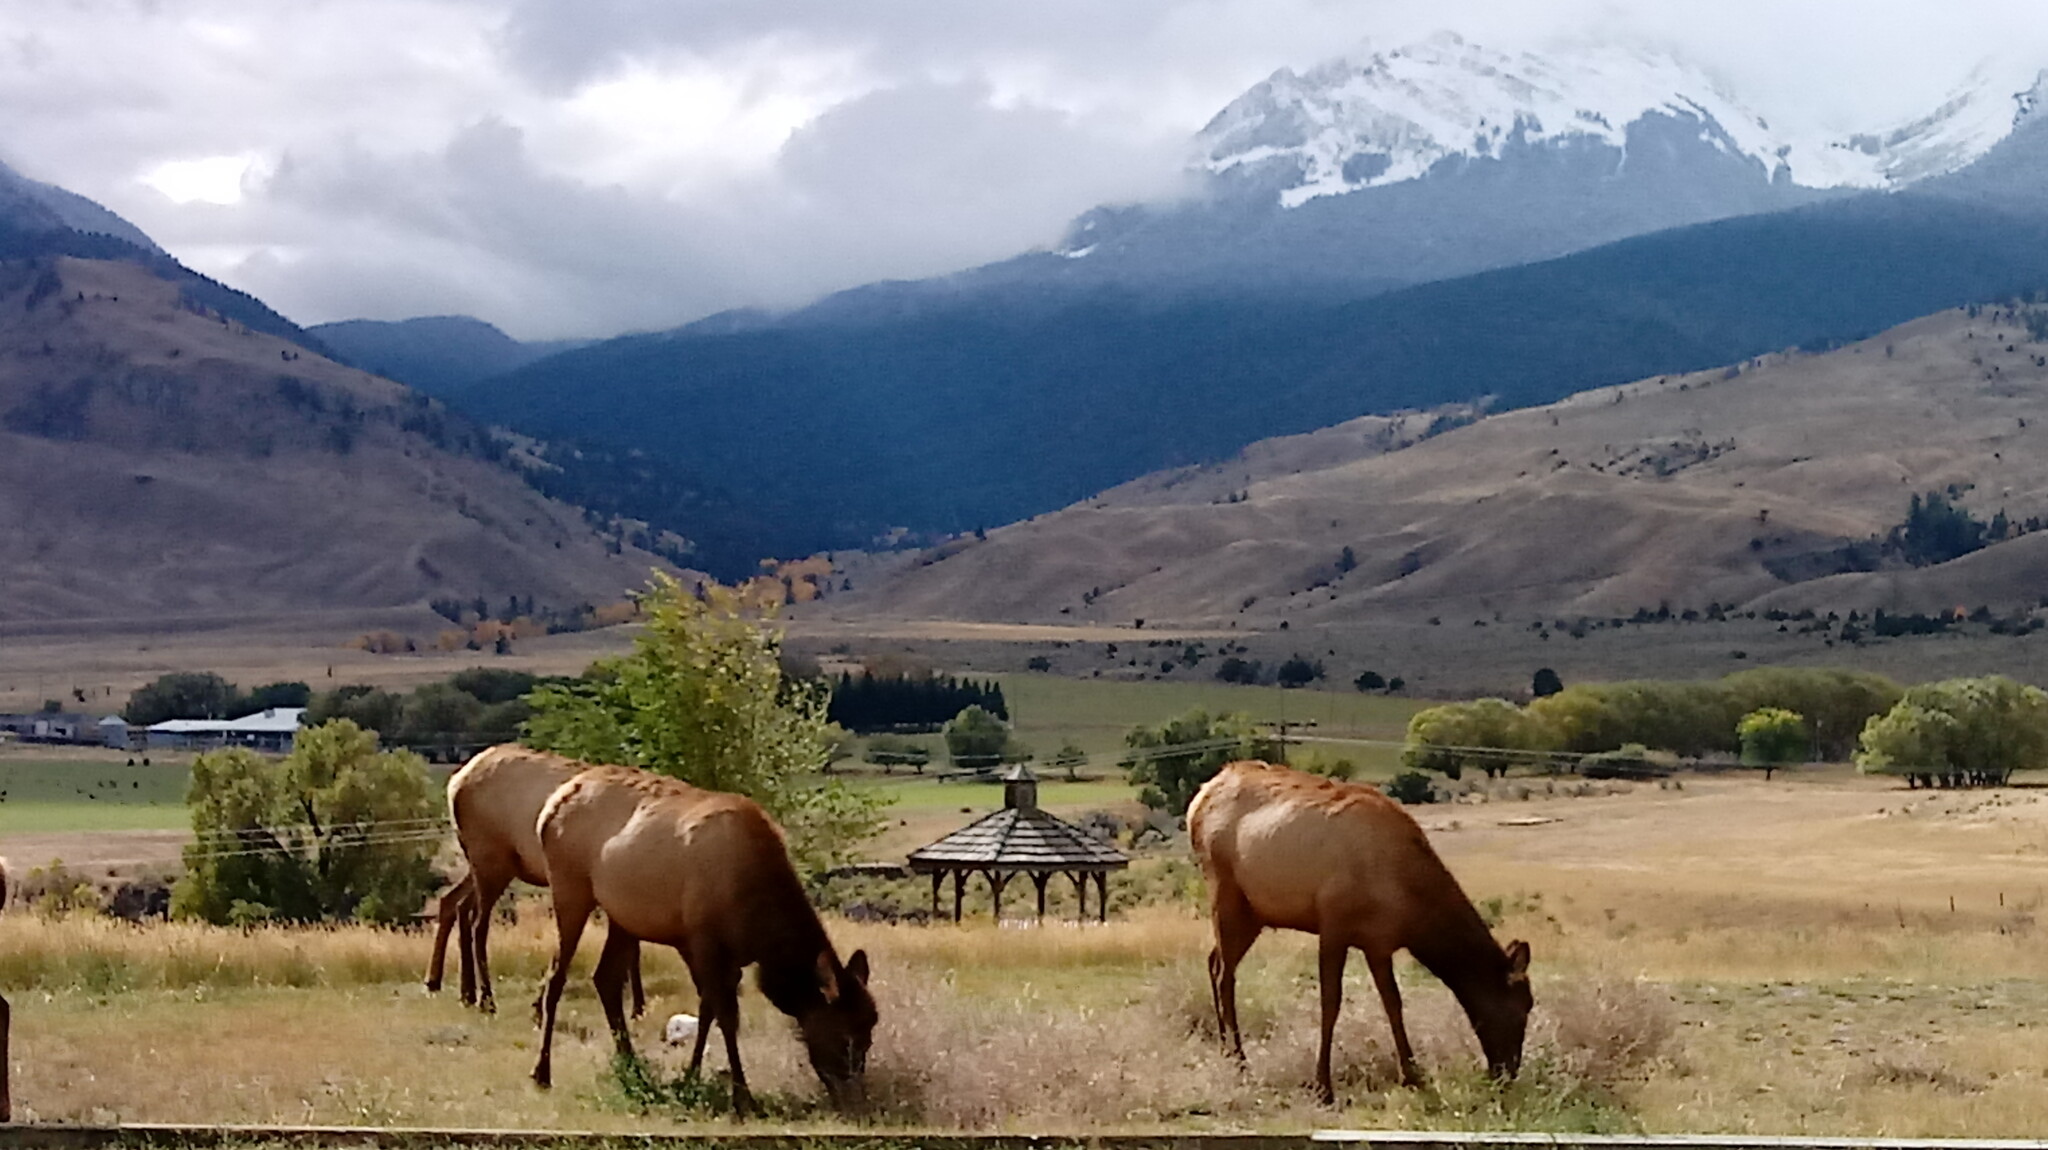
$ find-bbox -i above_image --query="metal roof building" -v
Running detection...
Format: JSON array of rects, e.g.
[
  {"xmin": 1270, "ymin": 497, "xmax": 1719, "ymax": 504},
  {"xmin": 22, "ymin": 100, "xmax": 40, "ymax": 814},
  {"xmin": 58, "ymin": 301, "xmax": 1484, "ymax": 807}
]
[
  {"xmin": 907, "ymin": 764, "xmax": 1129, "ymax": 922},
  {"xmin": 145, "ymin": 707, "xmax": 307, "ymax": 752}
]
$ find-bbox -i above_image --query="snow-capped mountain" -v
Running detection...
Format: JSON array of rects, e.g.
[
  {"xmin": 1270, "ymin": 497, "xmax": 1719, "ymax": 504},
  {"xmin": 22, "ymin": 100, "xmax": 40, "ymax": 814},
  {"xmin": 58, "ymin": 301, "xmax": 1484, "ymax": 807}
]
[
  {"xmin": 1832, "ymin": 61, "xmax": 2047, "ymax": 188},
  {"xmin": 1192, "ymin": 33, "xmax": 2047, "ymax": 211},
  {"xmin": 1198, "ymin": 33, "xmax": 1803, "ymax": 207}
]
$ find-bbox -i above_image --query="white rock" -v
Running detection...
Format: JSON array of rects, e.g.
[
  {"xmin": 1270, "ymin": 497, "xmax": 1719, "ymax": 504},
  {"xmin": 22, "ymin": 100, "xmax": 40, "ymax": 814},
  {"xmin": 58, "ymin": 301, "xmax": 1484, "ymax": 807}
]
[{"xmin": 664, "ymin": 1012, "xmax": 700, "ymax": 1047}]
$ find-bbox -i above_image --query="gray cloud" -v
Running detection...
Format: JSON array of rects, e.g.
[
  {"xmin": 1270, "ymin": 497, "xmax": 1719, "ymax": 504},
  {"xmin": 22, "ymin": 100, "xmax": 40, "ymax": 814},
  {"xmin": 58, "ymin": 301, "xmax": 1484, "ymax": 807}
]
[{"xmin": 1, "ymin": 0, "xmax": 2044, "ymax": 338}]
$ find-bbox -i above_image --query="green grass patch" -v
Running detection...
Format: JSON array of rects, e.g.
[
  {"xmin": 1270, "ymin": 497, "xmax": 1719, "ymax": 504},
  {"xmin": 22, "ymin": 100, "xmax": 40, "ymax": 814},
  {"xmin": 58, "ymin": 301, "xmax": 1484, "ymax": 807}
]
[
  {"xmin": 849, "ymin": 775, "xmax": 1136, "ymax": 813},
  {"xmin": 0, "ymin": 758, "xmax": 190, "ymax": 832},
  {"xmin": 850, "ymin": 675, "xmax": 1424, "ymax": 782}
]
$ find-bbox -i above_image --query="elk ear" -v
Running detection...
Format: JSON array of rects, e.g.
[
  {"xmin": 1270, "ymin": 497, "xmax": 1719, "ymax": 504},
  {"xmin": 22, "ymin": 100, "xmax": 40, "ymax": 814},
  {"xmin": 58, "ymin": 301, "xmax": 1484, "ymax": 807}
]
[
  {"xmin": 1504, "ymin": 939, "xmax": 1531, "ymax": 984},
  {"xmin": 816, "ymin": 950, "xmax": 841, "ymax": 1004},
  {"xmin": 845, "ymin": 949, "xmax": 870, "ymax": 986}
]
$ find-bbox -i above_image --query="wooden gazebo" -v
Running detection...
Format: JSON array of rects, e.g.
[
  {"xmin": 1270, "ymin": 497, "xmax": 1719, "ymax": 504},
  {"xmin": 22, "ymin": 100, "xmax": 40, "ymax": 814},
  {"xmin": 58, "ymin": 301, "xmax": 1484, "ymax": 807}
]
[{"xmin": 908, "ymin": 765, "xmax": 1130, "ymax": 922}]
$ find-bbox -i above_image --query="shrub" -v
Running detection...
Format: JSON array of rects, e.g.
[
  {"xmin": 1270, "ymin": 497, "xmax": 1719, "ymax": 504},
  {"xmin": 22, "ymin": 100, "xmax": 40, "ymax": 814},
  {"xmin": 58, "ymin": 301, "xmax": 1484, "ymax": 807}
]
[
  {"xmin": 864, "ymin": 734, "xmax": 932, "ymax": 772},
  {"xmin": 1382, "ymin": 770, "xmax": 1437, "ymax": 804}
]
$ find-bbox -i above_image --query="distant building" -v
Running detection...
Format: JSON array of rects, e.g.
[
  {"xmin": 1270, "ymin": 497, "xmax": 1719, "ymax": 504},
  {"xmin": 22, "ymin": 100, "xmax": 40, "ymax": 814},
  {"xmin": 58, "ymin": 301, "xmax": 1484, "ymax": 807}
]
[
  {"xmin": 97, "ymin": 715, "xmax": 135, "ymax": 750},
  {"xmin": 145, "ymin": 707, "xmax": 307, "ymax": 753},
  {"xmin": 0, "ymin": 711, "xmax": 102, "ymax": 744}
]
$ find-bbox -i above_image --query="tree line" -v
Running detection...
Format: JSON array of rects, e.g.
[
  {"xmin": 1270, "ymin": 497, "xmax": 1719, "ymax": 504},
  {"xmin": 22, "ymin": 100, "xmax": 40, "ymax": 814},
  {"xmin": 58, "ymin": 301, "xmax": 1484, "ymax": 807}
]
[
  {"xmin": 826, "ymin": 672, "xmax": 1008, "ymax": 733},
  {"xmin": 122, "ymin": 673, "xmax": 314, "ymax": 726},
  {"xmin": 1398, "ymin": 667, "xmax": 2048, "ymax": 791}
]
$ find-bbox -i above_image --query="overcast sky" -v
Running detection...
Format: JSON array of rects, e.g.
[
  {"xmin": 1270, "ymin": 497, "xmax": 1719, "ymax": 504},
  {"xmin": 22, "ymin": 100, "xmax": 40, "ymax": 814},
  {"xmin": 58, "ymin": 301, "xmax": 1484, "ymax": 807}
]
[{"xmin": 3, "ymin": 0, "xmax": 2045, "ymax": 339}]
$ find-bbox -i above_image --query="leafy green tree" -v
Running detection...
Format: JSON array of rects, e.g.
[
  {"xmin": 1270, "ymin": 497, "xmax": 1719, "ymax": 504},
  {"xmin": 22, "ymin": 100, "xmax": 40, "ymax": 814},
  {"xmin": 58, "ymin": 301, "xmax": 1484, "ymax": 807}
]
[
  {"xmin": 1857, "ymin": 675, "xmax": 2048, "ymax": 788},
  {"xmin": 1737, "ymin": 707, "xmax": 1808, "ymax": 780},
  {"xmin": 1857, "ymin": 704, "xmax": 1961, "ymax": 788},
  {"xmin": 397, "ymin": 682, "xmax": 485, "ymax": 754},
  {"xmin": 1895, "ymin": 491, "xmax": 1990, "ymax": 566},
  {"xmin": 449, "ymin": 667, "xmax": 544, "ymax": 705},
  {"xmin": 1532, "ymin": 668, "xmax": 1564, "ymax": 698},
  {"xmin": 943, "ymin": 705, "xmax": 1022, "ymax": 770},
  {"xmin": 1402, "ymin": 698, "xmax": 1552, "ymax": 779},
  {"xmin": 1354, "ymin": 670, "xmax": 1387, "ymax": 692},
  {"xmin": 1049, "ymin": 740, "xmax": 1089, "ymax": 781},
  {"xmin": 123, "ymin": 672, "xmax": 239, "ymax": 725},
  {"xmin": 238, "ymin": 681, "xmax": 312, "ymax": 714},
  {"xmin": 1276, "ymin": 655, "xmax": 1324, "ymax": 689},
  {"xmin": 308, "ymin": 686, "xmax": 405, "ymax": 738},
  {"xmin": 1121, "ymin": 709, "xmax": 1270, "ymax": 815},
  {"xmin": 172, "ymin": 720, "xmax": 439, "ymax": 925},
  {"xmin": 522, "ymin": 573, "xmax": 887, "ymax": 873}
]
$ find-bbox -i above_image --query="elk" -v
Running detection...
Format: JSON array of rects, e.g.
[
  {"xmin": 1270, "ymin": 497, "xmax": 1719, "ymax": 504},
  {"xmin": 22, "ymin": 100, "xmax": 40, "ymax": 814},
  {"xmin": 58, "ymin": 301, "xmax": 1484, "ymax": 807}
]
[
  {"xmin": 439, "ymin": 745, "xmax": 642, "ymax": 1016},
  {"xmin": 530, "ymin": 766, "xmax": 875, "ymax": 1115},
  {"xmin": 1188, "ymin": 760, "xmax": 1532, "ymax": 1102}
]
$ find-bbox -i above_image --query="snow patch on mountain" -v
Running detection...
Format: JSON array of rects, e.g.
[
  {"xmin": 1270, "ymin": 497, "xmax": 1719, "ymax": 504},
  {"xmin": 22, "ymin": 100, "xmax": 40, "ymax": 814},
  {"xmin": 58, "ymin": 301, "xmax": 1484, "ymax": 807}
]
[
  {"xmin": 1198, "ymin": 32, "xmax": 2046, "ymax": 209},
  {"xmin": 1829, "ymin": 62, "xmax": 2048, "ymax": 187}
]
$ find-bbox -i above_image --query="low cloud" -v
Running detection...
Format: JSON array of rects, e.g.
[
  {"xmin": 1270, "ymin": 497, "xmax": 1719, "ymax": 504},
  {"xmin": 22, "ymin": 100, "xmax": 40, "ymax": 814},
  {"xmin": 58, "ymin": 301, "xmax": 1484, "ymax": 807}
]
[{"xmin": 2, "ymin": 0, "xmax": 2045, "ymax": 338}]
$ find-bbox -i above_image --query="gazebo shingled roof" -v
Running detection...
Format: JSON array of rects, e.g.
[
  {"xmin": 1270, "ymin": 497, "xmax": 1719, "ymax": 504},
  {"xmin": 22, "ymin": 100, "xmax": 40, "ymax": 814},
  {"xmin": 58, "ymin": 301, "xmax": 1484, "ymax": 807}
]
[{"xmin": 906, "ymin": 764, "xmax": 1129, "ymax": 922}]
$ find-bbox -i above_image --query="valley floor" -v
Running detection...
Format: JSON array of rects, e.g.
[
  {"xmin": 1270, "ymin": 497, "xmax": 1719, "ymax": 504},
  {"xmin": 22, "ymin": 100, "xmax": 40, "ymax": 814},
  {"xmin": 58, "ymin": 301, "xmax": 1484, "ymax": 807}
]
[{"xmin": 6, "ymin": 769, "xmax": 2048, "ymax": 1134}]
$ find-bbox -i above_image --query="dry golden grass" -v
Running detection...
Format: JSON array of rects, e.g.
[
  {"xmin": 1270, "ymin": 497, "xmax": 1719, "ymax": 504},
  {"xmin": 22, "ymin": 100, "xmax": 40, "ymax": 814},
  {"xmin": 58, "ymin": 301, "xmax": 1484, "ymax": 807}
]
[{"xmin": 9, "ymin": 769, "xmax": 2048, "ymax": 1134}]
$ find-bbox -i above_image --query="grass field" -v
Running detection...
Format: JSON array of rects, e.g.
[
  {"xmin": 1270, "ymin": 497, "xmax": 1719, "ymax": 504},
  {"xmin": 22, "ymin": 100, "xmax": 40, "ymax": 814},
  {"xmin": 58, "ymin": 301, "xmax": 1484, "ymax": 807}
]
[
  {"xmin": 0, "ymin": 755, "xmax": 189, "ymax": 834},
  {"xmin": 8, "ymin": 768, "xmax": 2048, "ymax": 1135},
  {"xmin": 849, "ymin": 673, "xmax": 1424, "ymax": 787}
]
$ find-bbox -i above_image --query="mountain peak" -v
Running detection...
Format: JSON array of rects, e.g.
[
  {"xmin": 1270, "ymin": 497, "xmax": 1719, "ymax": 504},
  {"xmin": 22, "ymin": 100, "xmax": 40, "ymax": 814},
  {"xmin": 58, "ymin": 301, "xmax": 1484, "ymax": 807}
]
[
  {"xmin": 1198, "ymin": 34, "xmax": 1790, "ymax": 207},
  {"xmin": 1196, "ymin": 34, "xmax": 2048, "ymax": 209}
]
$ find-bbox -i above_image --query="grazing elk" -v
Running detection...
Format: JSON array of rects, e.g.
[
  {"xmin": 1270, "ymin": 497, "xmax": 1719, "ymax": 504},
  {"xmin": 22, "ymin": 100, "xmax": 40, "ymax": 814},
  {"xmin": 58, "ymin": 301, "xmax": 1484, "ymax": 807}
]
[
  {"xmin": 1188, "ymin": 760, "xmax": 1532, "ymax": 1102},
  {"xmin": 530, "ymin": 766, "xmax": 875, "ymax": 1115},
  {"xmin": 439, "ymin": 746, "xmax": 643, "ymax": 1017}
]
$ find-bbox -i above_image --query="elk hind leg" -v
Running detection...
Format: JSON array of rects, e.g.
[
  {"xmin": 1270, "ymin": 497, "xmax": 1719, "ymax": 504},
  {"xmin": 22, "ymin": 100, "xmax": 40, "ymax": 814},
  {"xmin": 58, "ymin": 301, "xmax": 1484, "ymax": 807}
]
[
  {"xmin": 593, "ymin": 923, "xmax": 640, "ymax": 1059},
  {"xmin": 1210, "ymin": 888, "xmax": 1262, "ymax": 1061},
  {"xmin": 467, "ymin": 868, "xmax": 514, "ymax": 1015},
  {"xmin": 425, "ymin": 872, "xmax": 471, "ymax": 994}
]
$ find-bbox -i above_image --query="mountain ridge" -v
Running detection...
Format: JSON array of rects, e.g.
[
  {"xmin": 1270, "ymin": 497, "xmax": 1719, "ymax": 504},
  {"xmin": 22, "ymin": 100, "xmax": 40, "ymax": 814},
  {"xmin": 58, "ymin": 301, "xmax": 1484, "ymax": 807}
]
[{"xmin": 829, "ymin": 299, "xmax": 2048, "ymax": 625}]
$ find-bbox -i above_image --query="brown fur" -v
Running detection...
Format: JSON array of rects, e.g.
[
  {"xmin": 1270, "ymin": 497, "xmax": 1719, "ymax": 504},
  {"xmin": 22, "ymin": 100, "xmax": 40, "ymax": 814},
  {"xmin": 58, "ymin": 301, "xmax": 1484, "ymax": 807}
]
[
  {"xmin": 1188, "ymin": 760, "xmax": 1532, "ymax": 1101},
  {"xmin": 440, "ymin": 745, "xmax": 641, "ymax": 1015},
  {"xmin": 529, "ymin": 766, "xmax": 875, "ymax": 1114}
]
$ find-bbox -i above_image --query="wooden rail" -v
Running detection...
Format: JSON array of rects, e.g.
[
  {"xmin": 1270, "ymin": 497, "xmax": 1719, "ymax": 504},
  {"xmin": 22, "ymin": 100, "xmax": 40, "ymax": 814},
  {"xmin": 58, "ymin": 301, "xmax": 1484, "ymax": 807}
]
[{"xmin": 0, "ymin": 1128, "xmax": 2046, "ymax": 1150}]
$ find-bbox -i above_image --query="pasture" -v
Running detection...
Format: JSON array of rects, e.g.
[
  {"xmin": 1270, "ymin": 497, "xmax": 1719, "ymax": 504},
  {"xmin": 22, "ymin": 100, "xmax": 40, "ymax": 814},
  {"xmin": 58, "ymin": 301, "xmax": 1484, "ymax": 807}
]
[{"xmin": 7, "ymin": 767, "xmax": 2048, "ymax": 1135}]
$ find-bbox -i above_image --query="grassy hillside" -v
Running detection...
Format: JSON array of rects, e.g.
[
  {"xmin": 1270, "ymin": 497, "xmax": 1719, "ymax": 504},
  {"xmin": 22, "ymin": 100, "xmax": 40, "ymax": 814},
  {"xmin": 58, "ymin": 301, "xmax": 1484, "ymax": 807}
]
[
  {"xmin": 0, "ymin": 257, "xmax": 664, "ymax": 624},
  {"xmin": 834, "ymin": 297, "xmax": 2048, "ymax": 625},
  {"xmin": 459, "ymin": 194, "xmax": 2048, "ymax": 560}
]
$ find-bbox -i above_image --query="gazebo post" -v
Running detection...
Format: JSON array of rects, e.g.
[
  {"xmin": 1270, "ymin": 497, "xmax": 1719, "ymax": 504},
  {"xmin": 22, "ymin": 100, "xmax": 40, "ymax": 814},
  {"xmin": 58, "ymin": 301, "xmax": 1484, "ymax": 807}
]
[
  {"xmin": 1031, "ymin": 871, "xmax": 1050, "ymax": 920},
  {"xmin": 1096, "ymin": 871, "xmax": 1109, "ymax": 923},
  {"xmin": 951, "ymin": 869, "xmax": 965, "ymax": 923},
  {"xmin": 989, "ymin": 870, "xmax": 1010, "ymax": 920},
  {"xmin": 1072, "ymin": 869, "xmax": 1088, "ymax": 921},
  {"xmin": 929, "ymin": 871, "xmax": 943, "ymax": 920}
]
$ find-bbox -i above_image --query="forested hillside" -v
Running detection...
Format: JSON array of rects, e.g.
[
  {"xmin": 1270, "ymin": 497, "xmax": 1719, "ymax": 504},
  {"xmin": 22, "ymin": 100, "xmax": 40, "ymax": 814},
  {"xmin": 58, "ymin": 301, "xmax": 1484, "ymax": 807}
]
[{"xmin": 457, "ymin": 194, "xmax": 2048, "ymax": 557}]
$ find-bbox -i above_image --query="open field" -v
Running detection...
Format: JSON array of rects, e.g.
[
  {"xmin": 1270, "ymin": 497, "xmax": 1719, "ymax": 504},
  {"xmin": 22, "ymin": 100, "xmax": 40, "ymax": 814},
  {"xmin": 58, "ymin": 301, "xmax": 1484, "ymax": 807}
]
[
  {"xmin": 8, "ymin": 767, "xmax": 2048, "ymax": 1135},
  {"xmin": 0, "ymin": 675, "xmax": 1417, "ymax": 870},
  {"xmin": 0, "ymin": 623, "xmax": 637, "ymax": 715}
]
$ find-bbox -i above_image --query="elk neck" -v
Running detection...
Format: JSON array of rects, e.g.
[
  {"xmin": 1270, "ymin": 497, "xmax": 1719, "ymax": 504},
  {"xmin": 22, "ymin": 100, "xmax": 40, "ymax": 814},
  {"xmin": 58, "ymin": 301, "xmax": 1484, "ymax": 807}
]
[
  {"xmin": 749, "ymin": 876, "xmax": 838, "ymax": 1018},
  {"xmin": 1403, "ymin": 894, "xmax": 1512, "ymax": 1006}
]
